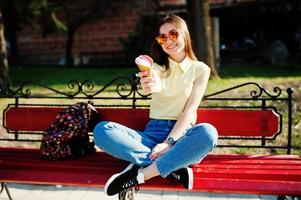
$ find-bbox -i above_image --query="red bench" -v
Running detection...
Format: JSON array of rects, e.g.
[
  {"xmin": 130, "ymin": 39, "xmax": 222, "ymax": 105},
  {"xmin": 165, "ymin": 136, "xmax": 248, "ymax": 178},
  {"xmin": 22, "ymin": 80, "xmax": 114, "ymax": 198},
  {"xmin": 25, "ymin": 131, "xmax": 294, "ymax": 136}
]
[
  {"xmin": 0, "ymin": 79, "xmax": 300, "ymax": 200},
  {"xmin": 1, "ymin": 107, "xmax": 301, "ymax": 200}
]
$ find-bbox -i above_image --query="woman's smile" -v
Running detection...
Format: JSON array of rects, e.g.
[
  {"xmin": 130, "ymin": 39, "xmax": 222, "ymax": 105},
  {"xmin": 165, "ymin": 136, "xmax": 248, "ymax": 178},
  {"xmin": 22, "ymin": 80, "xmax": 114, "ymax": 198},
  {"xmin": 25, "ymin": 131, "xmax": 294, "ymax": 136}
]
[{"xmin": 166, "ymin": 43, "xmax": 177, "ymax": 50}]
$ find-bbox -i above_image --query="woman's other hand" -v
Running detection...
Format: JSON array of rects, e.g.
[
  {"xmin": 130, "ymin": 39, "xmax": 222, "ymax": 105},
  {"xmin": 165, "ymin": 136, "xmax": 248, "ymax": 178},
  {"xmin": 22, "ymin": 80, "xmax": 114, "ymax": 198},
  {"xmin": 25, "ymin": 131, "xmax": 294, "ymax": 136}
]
[{"xmin": 149, "ymin": 142, "xmax": 171, "ymax": 161}]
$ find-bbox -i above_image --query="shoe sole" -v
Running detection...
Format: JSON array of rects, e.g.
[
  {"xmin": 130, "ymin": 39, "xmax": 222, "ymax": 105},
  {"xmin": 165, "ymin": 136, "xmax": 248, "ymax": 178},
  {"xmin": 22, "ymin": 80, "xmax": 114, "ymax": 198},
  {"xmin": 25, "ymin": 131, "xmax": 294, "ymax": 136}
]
[
  {"xmin": 104, "ymin": 163, "xmax": 134, "ymax": 196},
  {"xmin": 187, "ymin": 167, "xmax": 193, "ymax": 190}
]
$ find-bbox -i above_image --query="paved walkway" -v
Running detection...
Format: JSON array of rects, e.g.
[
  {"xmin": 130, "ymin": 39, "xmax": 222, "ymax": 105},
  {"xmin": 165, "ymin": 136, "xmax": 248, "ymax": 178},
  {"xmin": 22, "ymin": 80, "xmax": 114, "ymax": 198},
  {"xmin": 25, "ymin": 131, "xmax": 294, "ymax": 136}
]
[{"xmin": 1, "ymin": 183, "xmax": 278, "ymax": 200}]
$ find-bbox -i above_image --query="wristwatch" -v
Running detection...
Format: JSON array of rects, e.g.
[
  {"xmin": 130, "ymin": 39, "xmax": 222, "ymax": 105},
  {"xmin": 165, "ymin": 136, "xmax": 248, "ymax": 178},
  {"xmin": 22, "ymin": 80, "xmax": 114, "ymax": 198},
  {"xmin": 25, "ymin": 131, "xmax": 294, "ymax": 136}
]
[{"xmin": 166, "ymin": 136, "xmax": 176, "ymax": 146}]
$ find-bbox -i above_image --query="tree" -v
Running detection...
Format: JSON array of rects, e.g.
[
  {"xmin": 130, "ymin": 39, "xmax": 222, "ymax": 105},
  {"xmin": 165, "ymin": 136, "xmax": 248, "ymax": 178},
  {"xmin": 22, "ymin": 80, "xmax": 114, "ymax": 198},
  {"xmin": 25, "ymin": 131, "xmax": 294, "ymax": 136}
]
[
  {"xmin": 0, "ymin": 0, "xmax": 65, "ymax": 90},
  {"xmin": 186, "ymin": 0, "xmax": 220, "ymax": 78},
  {"xmin": 54, "ymin": 0, "xmax": 125, "ymax": 67},
  {"xmin": 0, "ymin": 8, "xmax": 8, "ymax": 90},
  {"xmin": 120, "ymin": 14, "xmax": 161, "ymax": 60}
]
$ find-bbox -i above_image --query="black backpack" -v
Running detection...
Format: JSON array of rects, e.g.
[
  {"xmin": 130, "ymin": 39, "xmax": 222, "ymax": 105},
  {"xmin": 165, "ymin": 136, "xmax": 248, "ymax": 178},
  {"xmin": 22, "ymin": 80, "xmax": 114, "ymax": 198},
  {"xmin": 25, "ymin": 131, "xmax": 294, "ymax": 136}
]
[{"xmin": 40, "ymin": 102, "xmax": 100, "ymax": 160}]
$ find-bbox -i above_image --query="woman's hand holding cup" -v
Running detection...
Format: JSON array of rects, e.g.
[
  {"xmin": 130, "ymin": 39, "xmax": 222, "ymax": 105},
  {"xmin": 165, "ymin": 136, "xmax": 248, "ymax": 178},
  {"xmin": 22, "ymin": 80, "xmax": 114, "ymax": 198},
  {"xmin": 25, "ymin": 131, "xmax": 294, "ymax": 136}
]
[{"xmin": 135, "ymin": 55, "xmax": 161, "ymax": 94}]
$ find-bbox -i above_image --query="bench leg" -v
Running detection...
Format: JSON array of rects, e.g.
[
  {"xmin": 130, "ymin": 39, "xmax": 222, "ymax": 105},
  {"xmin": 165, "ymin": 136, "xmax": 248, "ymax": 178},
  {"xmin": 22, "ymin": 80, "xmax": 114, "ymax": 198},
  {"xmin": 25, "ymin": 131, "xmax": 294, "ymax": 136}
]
[
  {"xmin": 0, "ymin": 183, "xmax": 13, "ymax": 200},
  {"xmin": 278, "ymin": 196, "xmax": 301, "ymax": 200},
  {"xmin": 118, "ymin": 188, "xmax": 135, "ymax": 200}
]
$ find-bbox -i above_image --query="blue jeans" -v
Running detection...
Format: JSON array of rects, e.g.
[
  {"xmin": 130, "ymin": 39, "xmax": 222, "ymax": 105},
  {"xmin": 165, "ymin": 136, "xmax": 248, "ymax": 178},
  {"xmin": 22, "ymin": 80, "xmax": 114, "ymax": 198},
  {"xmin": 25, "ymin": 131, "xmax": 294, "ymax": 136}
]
[{"xmin": 93, "ymin": 119, "xmax": 218, "ymax": 178}]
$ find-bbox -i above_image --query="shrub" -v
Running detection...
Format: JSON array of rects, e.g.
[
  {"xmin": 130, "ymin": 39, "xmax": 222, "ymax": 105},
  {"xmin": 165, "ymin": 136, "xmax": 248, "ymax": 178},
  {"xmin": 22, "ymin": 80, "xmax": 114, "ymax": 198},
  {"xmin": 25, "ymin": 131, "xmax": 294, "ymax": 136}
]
[{"xmin": 119, "ymin": 14, "xmax": 160, "ymax": 60}]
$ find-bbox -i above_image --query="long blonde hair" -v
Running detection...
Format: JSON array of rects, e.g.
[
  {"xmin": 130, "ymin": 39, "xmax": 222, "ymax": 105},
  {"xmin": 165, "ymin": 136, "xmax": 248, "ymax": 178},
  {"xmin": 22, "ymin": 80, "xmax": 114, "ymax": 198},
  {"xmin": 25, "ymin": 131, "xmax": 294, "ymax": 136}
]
[{"xmin": 151, "ymin": 14, "xmax": 197, "ymax": 71}]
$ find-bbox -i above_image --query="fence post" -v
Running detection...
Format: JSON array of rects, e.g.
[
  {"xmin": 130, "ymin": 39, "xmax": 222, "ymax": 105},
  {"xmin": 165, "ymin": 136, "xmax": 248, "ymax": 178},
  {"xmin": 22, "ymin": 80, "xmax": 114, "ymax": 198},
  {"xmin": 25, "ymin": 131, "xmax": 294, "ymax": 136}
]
[
  {"xmin": 286, "ymin": 88, "xmax": 294, "ymax": 154},
  {"xmin": 132, "ymin": 74, "xmax": 138, "ymax": 109},
  {"xmin": 261, "ymin": 99, "xmax": 267, "ymax": 146}
]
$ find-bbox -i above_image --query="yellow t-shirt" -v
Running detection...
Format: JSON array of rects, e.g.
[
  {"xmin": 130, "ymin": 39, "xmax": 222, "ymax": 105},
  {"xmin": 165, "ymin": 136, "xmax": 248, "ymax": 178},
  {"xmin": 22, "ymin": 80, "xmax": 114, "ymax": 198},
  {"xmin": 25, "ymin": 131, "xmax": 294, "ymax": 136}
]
[{"xmin": 150, "ymin": 57, "xmax": 209, "ymax": 120}]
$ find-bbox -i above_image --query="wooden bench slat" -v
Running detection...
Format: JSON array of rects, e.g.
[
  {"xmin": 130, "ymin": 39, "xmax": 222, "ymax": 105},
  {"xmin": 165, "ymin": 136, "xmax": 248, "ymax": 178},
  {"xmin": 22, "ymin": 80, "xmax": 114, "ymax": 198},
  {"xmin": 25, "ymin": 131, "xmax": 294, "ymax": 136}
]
[
  {"xmin": 4, "ymin": 107, "xmax": 279, "ymax": 137},
  {"xmin": 4, "ymin": 155, "xmax": 301, "ymax": 171},
  {"xmin": 205, "ymin": 154, "xmax": 301, "ymax": 160},
  {"xmin": 196, "ymin": 109, "xmax": 279, "ymax": 136},
  {"xmin": 196, "ymin": 164, "xmax": 301, "ymax": 170},
  {"xmin": 2, "ymin": 148, "xmax": 300, "ymax": 169},
  {"xmin": 193, "ymin": 169, "xmax": 301, "ymax": 181},
  {"xmin": 195, "ymin": 159, "xmax": 301, "ymax": 165},
  {"xmin": 192, "ymin": 178, "xmax": 301, "ymax": 195},
  {"xmin": 3, "ymin": 155, "xmax": 300, "ymax": 174},
  {"xmin": 3, "ymin": 158, "xmax": 301, "ymax": 175}
]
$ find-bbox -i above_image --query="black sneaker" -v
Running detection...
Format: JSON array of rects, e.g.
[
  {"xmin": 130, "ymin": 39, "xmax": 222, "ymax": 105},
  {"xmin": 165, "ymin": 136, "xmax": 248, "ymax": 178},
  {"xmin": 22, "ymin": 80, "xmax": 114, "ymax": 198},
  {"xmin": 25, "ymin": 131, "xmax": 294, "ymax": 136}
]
[
  {"xmin": 170, "ymin": 167, "xmax": 193, "ymax": 190},
  {"xmin": 104, "ymin": 163, "xmax": 144, "ymax": 196}
]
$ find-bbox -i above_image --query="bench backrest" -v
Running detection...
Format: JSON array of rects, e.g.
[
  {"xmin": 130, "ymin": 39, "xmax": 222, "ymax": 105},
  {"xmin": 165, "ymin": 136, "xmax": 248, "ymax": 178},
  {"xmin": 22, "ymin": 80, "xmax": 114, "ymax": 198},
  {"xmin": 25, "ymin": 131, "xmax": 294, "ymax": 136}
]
[{"xmin": 3, "ymin": 106, "xmax": 279, "ymax": 137}]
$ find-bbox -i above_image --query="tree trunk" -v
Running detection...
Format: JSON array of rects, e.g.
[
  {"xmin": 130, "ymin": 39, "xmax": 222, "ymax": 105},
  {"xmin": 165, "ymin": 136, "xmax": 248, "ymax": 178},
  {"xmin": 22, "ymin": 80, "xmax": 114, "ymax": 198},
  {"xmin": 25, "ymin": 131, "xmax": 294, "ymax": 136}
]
[
  {"xmin": 187, "ymin": 0, "xmax": 220, "ymax": 79},
  {"xmin": 0, "ymin": 9, "xmax": 9, "ymax": 90},
  {"xmin": 65, "ymin": 27, "xmax": 75, "ymax": 67}
]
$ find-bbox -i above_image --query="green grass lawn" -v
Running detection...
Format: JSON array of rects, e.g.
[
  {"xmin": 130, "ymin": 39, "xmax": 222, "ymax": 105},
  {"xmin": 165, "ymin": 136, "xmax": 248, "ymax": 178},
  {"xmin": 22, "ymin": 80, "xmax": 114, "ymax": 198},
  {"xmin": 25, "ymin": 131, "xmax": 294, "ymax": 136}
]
[
  {"xmin": 8, "ymin": 65, "xmax": 301, "ymax": 95},
  {"xmin": 2, "ymin": 65, "xmax": 301, "ymax": 155}
]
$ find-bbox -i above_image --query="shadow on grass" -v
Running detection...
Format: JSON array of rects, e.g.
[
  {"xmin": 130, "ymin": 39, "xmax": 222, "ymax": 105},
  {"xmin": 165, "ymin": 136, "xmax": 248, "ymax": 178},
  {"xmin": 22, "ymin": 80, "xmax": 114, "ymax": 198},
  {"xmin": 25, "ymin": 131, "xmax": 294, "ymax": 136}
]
[
  {"xmin": 9, "ymin": 66, "xmax": 137, "ymax": 86},
  {"xmin": 219, "ymin": 65, "xmax": 301, "ymax": 78}
]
